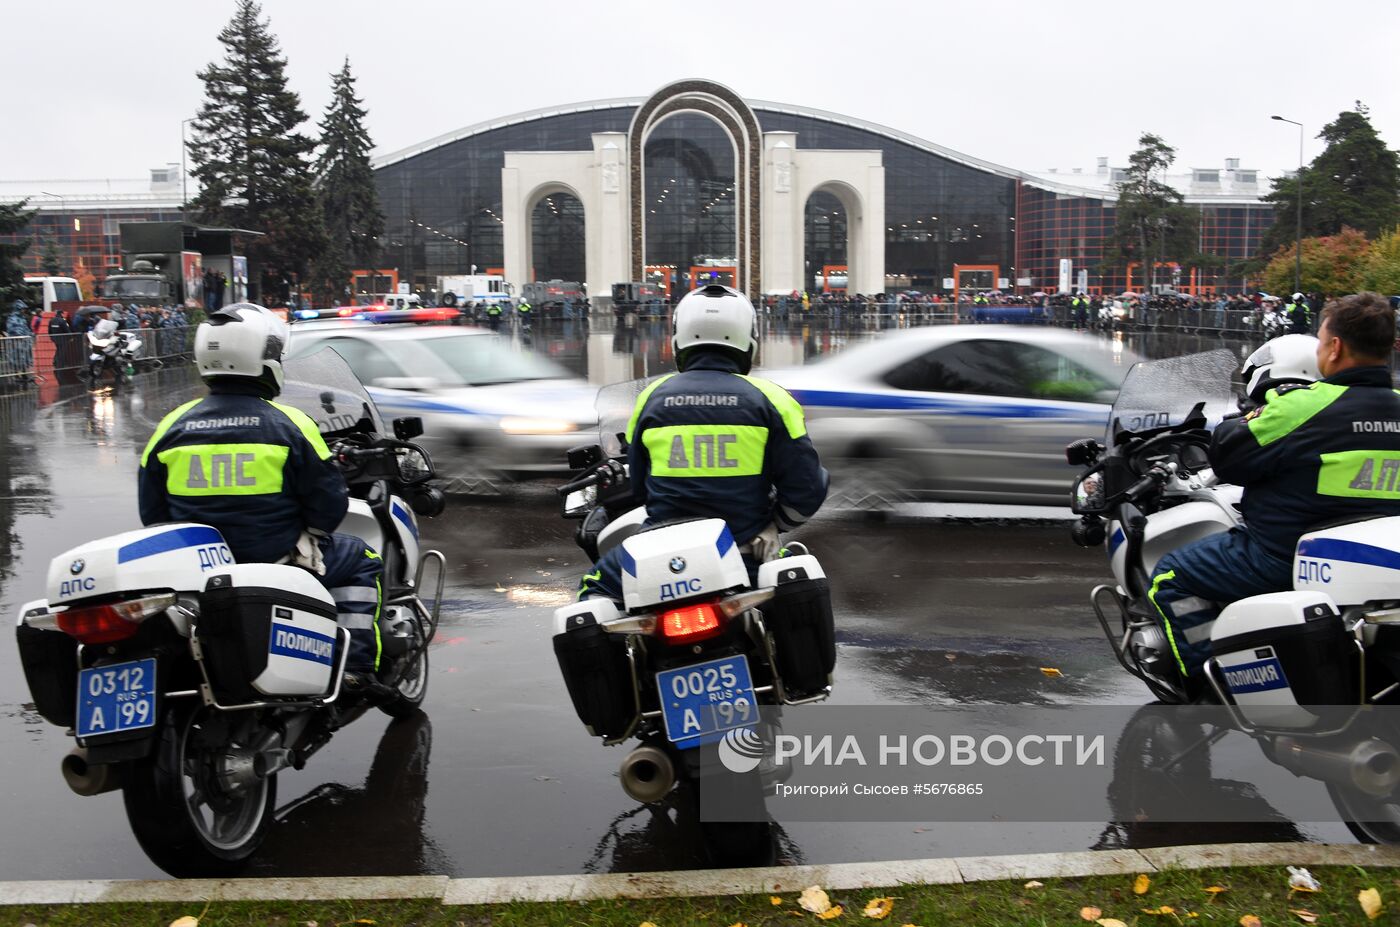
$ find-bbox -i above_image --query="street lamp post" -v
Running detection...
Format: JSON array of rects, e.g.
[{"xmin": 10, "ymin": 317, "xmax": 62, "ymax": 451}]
[
  {"xmin": 1271, "ymin": 115, "xmax": 1305, "ymax": 296},
  {"xmin": 181, "ymin": 117, "xmax": 195, "ymax": 221}
]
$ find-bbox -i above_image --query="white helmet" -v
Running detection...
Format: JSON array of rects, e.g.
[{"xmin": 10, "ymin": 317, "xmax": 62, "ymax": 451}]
[
  {"xmin": 671, "ymin": 284, "xmax": 757, "ymax": 372},
  {"xmin": 194, "ymin": 303, "xmax": 290, "ymax": 390},
  {"xmin": 1241, "ymin": 333, "xmax": 1320, "ymax": 404},
  {"xmin": 88, "ymin": 319, "xmax": 119, "ymax": 347}
]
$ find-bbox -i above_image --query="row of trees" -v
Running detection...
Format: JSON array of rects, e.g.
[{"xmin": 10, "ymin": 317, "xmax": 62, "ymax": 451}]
[
  {"xmin": 1110, "ymin": 103, "xmax": 1400, "ymax": 295},
  {"xmin": 189, "ymin": 0, "xmax": 383, "ymax": 307}
]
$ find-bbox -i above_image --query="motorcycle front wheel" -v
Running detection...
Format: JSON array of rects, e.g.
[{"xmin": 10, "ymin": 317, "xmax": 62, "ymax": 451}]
[
  {"xmin": 1326, "ymin": 784, "xmax": 1400, "ymax": 844},
  {"xmin": 122, "ymin": 704, "xmax": 276, "ymax": 876}
]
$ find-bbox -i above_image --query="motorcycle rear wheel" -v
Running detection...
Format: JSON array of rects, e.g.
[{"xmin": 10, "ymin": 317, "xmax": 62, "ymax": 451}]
[
  {"xmin": 122, "ymin": 704, "xmax": 276, "ymax": 876},
  {"xmin": 1326, "ymin": 784, "xmax": 1400, "ymax": 844}
]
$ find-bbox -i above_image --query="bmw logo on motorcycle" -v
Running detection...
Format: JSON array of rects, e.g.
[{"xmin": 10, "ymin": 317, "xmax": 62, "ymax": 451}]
[
  {"xmin": 669, "ymin": 557, "xmax": 686, "ymax": 574},
  {"xmin": 69, "ymin": 559, "xmax": 85, "ymax": 575}
]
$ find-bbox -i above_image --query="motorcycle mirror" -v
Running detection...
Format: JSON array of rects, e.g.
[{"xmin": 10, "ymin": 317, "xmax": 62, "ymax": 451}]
[
  {"xmin": 1065, "ymin": 438, "xmax": 1104, "ymax": 466},
  {"xmin": 393, "ymin": 416, "xmax": 424, "ymax": 440},
  {"xmin": 1070, "ymin": 516, "xmax": 1106, "ymax": 548},
  {"xmin": 408, "ymin": 486, "xmax": 446, "ymax": 518},
  {"xmin": 566, "ymin": 444, "xmax": 604, "ymax": 470}
]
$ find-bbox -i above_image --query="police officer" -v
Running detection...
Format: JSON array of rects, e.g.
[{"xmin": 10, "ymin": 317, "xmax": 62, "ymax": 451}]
[
  {"xmin": 1286, "ymin": 292, "xmax": 1312, "ymax": 334},
  {"xmin": 579, "ymin": 284, "xmax": 829, "ymax": 602},
  {"xmin": 1149, "ymin": 293, "xmax": 1400, "ymax": 678},
  {"xmin": 137, "ymin": 303, "xmax": 386, "ymax": 691}
]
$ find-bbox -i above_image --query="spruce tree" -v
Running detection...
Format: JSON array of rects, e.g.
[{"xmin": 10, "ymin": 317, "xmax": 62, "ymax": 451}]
[
  {"xmin": 1107, "ymin": 133, "xmax": 1200, "ymax": 291},
  {"xmin": 312, "ymin": 58, "xmax": 384, "ymax": 307},
  {"xmin": 40, "ymin": 237, "xmax": 63, "ymax": 276},
  {"xmin": 1261, "ymin": 103, "xmax": 1400, "ymax": 255},
  {"xmin": 189, "ymin": 0, "xmax": 324, "ymax": 305},
  {"xmin": 0, "ymin": 200, "xmax": 37, "ymax": 304}
]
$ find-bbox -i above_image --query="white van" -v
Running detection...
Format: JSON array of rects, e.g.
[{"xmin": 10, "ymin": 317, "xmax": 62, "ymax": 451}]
[{"xmin": 22, "ymin": 276, "xmax": 84, "ymax": 314}]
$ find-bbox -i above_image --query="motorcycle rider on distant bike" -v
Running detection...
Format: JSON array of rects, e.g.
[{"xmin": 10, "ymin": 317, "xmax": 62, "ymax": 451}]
[
  {"xmin": 137, "ymin": 303, "xmax": 387, "ymax": 694},
  {"xmin": 1149, "ymin": 293, "xmax": 1400, "ymax": 680},
  {"xmin": 578, "ymin": 284, "xmax": 829, "ymax": 602}
]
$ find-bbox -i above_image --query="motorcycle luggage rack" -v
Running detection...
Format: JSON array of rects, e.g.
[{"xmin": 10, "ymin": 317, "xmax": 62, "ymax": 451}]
[
  {"xmin": 1202, "ymin": 634, "xmax": 1368, "ymax": 739},
  {"xmin": 602, "ymin": 636, "xmax": 646, "ymax": 746}
]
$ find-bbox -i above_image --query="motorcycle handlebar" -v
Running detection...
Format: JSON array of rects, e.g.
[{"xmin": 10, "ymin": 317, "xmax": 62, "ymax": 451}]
[
  {"xmin": 556, "ymin": 470, "xmax": 602, "ymax": 498},
  {"xmin": 1124, "ymin": 467, "xmax": 1168, "ymax": 501}
]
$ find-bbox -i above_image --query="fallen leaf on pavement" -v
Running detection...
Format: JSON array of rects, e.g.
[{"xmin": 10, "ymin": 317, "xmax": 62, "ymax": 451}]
[
  {"xmin": 800, "ymin": 887, "xmax": 833, "ymax": 915},
  {"xmin": 1141, "ymin": 906, "xmax": 1176, "ymax": 915},
  {"xmin": 1289, "ymin": 910, "xmax": 1318, "ymax": 924},
  {"xmin": 1079, "ymin": 906, "xmax": 1102, "ymax": 921},
  {"xmin": 1023, "ymin": 880, "xmax": 1044, "ymax": 890},
  {"xmin": 771, "ymin": 897, "xmax": 784, "ymax": 906},
  {"xmin": 1360, "ymin": 887, "xmax": 1383, "ymax": 920},
  {"xmin": 818, "ymin": 905, "xmax": 844, "ymax": 920},
  {"xmin": 1240, "ymin": 916, "xmax": 1262, "ymax": 927},
  {"xmin": 1041, "ymin": 667, "xmax": 1063, "ymax": 677},
  {"xmin": 169, "ymin": 918, "xmax": 199, "ymax": 927},
  {"xmin": 1134, "ymin": 874, "xmax": 1152, "ymax": 895},
  {"xmin": 862, "ymin": 898, "xmax": 894, "ymax": 919},
  {"xmin": 1205, "ymin": 886, "xmax": 1227, "ymax": 895}
]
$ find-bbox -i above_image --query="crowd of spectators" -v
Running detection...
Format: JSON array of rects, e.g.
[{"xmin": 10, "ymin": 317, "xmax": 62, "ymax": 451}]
[{"xmin": 1, "ymin": 298, "xmax": 196, "ymax": 384}]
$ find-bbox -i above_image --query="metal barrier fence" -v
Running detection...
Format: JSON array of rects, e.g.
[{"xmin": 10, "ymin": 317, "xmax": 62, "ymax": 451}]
[{"xmin": 0, "ymin": 325, "xmax": 195, "ymax": 387}]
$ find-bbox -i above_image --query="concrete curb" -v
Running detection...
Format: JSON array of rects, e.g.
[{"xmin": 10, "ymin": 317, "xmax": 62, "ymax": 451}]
[{"xmin": 5, "ymin": 844, "xmax": 1400, "ymax": 908}]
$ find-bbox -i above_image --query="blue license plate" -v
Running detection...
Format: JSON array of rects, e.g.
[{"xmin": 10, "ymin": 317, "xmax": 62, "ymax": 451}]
[
  {"xmin": 76, "ymin": 659, "xmax": 157, "ymax": 740},
  {"xmin": 657, "ymin": 655, "xmax": 756, "ymax": 749}
]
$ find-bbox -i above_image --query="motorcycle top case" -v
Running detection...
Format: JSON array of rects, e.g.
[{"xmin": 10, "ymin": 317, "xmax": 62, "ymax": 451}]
[
  {"xmin": 757, "ymin": 554, "xmax": 835, "ymax": 699},
  {"xmin": 620, "ymin": 518, "xmax": 748, "ymax": 613},
  {"xmin": 47, "ymin": 523, "xmax": 235, "ymax": 605},
  {"xmin": 1210, "ymin": 590, "xmax": 1357, "ymax": 729},
  {"xmin": 1294, "ymin": 515, "xmax": 1400, "ymax": 607},
  {"xmin": 198, "ymin": 564, "xmax": 339, "ymax": 701}
]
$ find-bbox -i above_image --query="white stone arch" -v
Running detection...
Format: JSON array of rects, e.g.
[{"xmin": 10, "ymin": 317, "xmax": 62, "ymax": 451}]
[
  {"xmin": 803, "ymin": 180, "xmax": 864, "ymax": 292},
  {"xmin": 523, "ymin": 180, "xmax": 586, "ymax": 283},
  {"xmin": 762, "ymin": 133, "xmax": 884, "ymax": 295}
]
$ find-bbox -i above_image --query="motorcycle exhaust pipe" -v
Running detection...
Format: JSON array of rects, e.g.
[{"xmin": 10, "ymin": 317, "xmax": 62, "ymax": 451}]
[
  {"xmin": 619, "ymin": 745, "xmax": 676, "ymax": 803},
  {"xmin": 1272, "ymin": 736, "xmax": 1400, "ymax": 798},
  {"xmin": 61, "ymin": 748, "xmax": 120, "ymax": 797}
]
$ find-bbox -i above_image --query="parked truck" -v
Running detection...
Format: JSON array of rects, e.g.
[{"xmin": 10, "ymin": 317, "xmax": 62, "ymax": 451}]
[
  {"xmin": 610, "ymin": 281, "xmax": 667, "ymax": 319},
  {"xmin": 99, "ymin": 222, "xmax": 257, "ymax": 310},
  {"xmin": 437, "ymin": 274, "xmax": 511, "ymax": 309},
  {"xmin": 520, "ymin": 280, "xmax": 586, "ymax": 319}
]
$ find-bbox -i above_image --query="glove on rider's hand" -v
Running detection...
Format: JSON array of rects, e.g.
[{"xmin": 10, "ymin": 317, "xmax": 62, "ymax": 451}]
[
  {"xmin": 290, "ymin": 529, "xmax": 327, "ymax": 576},
  {"xmin": 750, "ymin": 522, "xmax": 783, "ymax": 563}
]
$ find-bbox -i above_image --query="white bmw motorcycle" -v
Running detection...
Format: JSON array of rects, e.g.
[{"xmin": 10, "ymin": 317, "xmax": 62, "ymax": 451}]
[
  {"xmin": 550, "ymin": 379, "xmax": 836, "ymax": 864},
  {"xmin": 1069, "ymin": 349, "xmax": 1400, "ymax": 842},
  {"xmin": 14, "ymin": 348, "xmax": 447, "ymax": 876}
]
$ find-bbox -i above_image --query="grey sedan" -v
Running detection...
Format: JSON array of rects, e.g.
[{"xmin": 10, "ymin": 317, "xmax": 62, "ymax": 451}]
[{"xmin": 766, "ymin": 327, "xmax": 1141, "ymax": 506}]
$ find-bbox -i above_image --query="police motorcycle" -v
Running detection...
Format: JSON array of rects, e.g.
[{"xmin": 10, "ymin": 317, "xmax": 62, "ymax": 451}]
[
  {"xmin": 1067, "ymin": 347, "xmax": 1400, "ymax": 842},
  {"xmin": 83, "ymin": 318, "xmax": 142, "ymax": 389},
  {"xmin": 550, "ymin": 378, "xmax": 836, "ymax": 864},
  {"xmin": 13, "ymin": 347, "xmax": 447, "ymax": 876}
]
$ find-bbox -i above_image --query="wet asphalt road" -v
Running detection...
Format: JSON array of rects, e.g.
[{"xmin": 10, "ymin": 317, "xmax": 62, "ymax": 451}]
[{"xmin": 0, "ymin": 322, "xmax": 1358, "ymax": 880}]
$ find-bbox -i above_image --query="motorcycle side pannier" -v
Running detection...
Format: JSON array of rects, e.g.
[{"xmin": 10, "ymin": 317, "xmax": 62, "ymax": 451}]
[
  {"xmin": 16, "ymin": 622, "xmax": 78, "ymax": 727},
  {"xmin": 553, "ymin": 599, "xmax": 635, "ymax": 739},
  {"xmin": 758, "ymin": 555, "xmax": 835, "ymax": 699},
  {"xmin": 197, "ymin": 565, "xmax": 340, "ymax": 702},
  {"xmin": 1210, "ymin": 592, "xmax": 1358, "ymax": 725}
]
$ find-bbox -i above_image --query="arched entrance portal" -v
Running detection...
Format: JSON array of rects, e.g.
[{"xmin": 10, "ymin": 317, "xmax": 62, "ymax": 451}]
[
  {"xmin": 805, "ymin": 190, "xmax": 847, "ymax": 292},
  {"xmin": 630, "ymin": 80, "xmax": 762, "ymax": 300},
  {"xmin": 529, "ymin": 190, "xmax": 585, "ymax": 282},
  {"xmin": 643, "ymin": 113, "xmax": 737, "ymax": 296}
]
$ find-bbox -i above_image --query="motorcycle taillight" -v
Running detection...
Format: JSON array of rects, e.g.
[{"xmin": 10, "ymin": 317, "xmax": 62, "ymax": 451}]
[
  {"xmin": 657, "ymin": 601, "xmax": 724, "ymax": 642},
  {"xmin": 56, "ymin": 594, "xmax": 176, "ymax": 645}
]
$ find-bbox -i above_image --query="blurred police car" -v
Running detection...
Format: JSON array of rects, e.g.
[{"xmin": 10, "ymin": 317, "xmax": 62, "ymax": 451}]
[
  {"xmin": 766, "ymin": 326, "xmax": 1140, "ymax": 506},
  {"xmin": 287, "ymin": 319, "xmax": 596, "ymax": 477}
]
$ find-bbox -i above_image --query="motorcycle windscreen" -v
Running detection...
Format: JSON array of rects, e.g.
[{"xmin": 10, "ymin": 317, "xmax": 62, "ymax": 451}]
[
  {"xmin": 281, "ymin": 347, "xmax": 388, "ymax": 438},
  {"xmin": 1108, "ymin": 349, "xmax": 1238, "ymax": 446}
]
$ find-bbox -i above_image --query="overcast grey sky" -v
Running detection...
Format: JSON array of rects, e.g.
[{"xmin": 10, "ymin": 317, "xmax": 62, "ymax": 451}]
[{"xmin": 4, "ymin": 0, "xmax": 1397, "ymax": 185}]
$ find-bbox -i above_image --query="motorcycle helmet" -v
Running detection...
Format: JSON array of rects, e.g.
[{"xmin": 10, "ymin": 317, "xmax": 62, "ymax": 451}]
[
  {"xmin": 1292, "ymin": 292, "xmax": 1305, "ymax": 302},
  {"xmin": 672, "ymin": 284, "xmax": 757, "ymax": 373},
  {"xmin": 194, "ymin": 302, "xmax": 290, "ymax": 392},
  {"xmin": 1241, "ymin": 333, "xmax": 1320, "ymax": 405}
]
